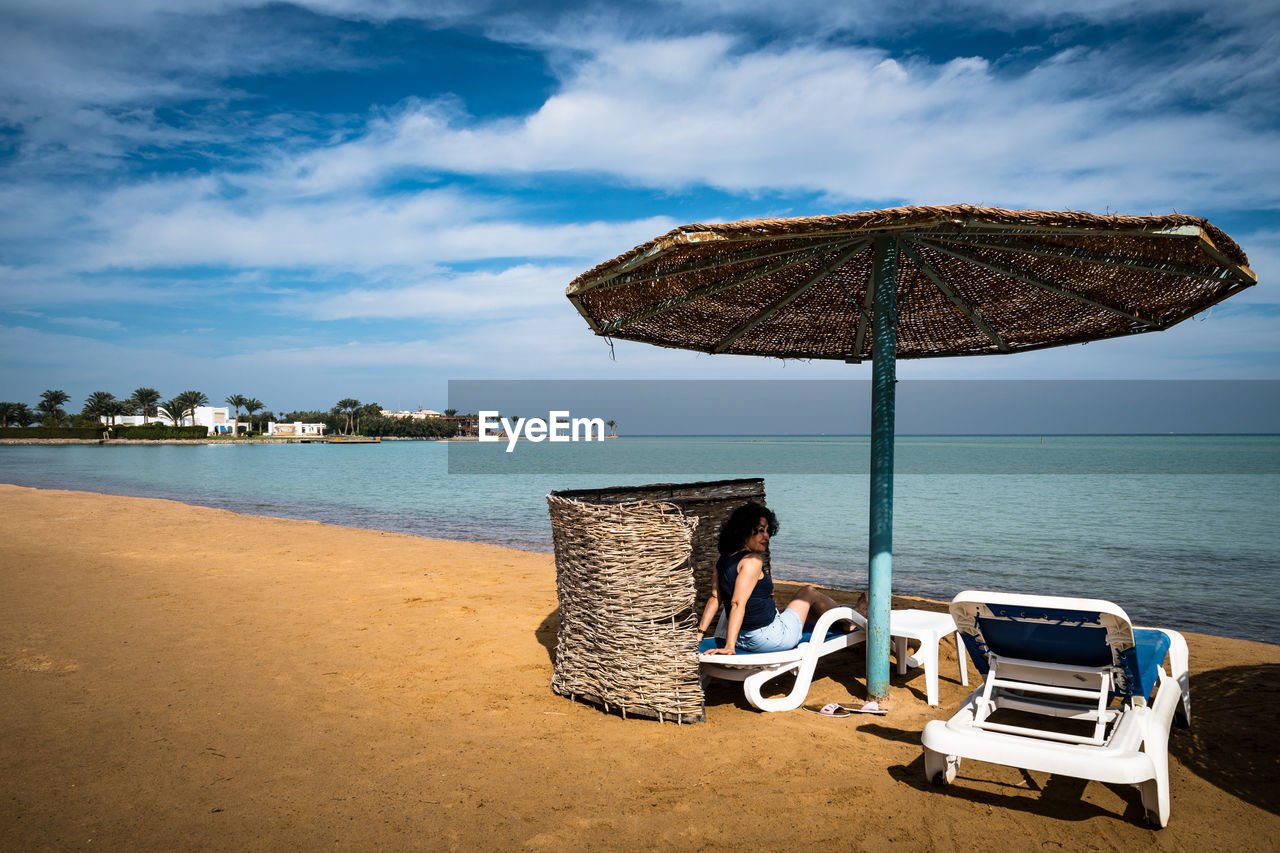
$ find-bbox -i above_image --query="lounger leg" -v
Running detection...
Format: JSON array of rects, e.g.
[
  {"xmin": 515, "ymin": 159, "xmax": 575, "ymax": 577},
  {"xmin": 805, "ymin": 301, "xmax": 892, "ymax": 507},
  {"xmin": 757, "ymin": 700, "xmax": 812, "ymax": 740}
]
[
  {"xmin": 955, "ymin": 630, "xmax": 968, "ymax": 687},
  {"xmin": 1137, "ymin": 673, "xmax": 1179, "ymax": 827},
  {"xmin": 742, "ymin": 664, "xmax": 805, "ymax": 712},
  {"xmin": 922, "ymin": 634, "xmax": 940, "ymax": 706},
  {"xmin": 1138, "ymin": 741, "xmax": 1171, "ymax": 828},
  {"xmin": 895, "ymin": 635, "xmax": 908, "ymax": 675},
  {"xmin": 741, "ymin": 669, "xmax": 772, "ymax": 711},
  {"xmin": 1138, "ymin": 773, "xmax": 1170, "ymax": 828},
  {"xmin": 923, "ymin": 747, "xmax": 958, "ymax": 785},
  {"xmin": 1164, "ymin": 629, "xmax": 1191, "ymax": 726}
]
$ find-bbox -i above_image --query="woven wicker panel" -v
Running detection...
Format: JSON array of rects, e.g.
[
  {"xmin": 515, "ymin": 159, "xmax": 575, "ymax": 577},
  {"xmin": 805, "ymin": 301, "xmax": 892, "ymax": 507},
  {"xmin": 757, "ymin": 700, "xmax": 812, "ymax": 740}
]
[
  {"xmin": 547, "ymin": 494, "xmax": 702, "ymax": 722},
  {"xmin": 552, "ymin": 478, "xmax": 768, "ymax": 614}
]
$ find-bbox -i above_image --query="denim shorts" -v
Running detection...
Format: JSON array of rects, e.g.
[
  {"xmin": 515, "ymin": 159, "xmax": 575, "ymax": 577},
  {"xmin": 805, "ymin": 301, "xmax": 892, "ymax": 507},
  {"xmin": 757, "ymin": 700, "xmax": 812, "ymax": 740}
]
[{"xmin": 736, "ymin": 608, "xmax": 803, "ymax": 653}]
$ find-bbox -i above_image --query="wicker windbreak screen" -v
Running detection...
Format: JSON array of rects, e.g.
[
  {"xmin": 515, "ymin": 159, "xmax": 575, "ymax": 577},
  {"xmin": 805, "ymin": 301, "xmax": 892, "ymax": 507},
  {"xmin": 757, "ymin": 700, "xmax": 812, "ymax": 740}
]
[
  {"xmin": 546, "ymin": 479, "xmax": 768, "ymax": 722},
  {"xmin": 552, "ymin": 478, "xmax": 767, "ymax": 614},
  {"xmin": 547, "ymin": 495, "xmax": 701, "ymax": 722},
  {"xmin": 566, "ymin": 205, "xmax": 1256, "ymax": 362}
]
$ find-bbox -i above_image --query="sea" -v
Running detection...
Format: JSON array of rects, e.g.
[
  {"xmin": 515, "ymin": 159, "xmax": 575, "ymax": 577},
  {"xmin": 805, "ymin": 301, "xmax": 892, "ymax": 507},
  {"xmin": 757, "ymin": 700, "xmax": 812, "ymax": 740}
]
[{"xmin": 2, "ymin": 435, "xmax": 1277, "ymax": 644}]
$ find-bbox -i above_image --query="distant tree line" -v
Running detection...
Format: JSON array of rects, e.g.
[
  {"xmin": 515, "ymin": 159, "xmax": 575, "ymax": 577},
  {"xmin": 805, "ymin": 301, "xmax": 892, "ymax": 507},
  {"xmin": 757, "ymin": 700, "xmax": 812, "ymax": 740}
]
[
  {"xmin": 1, "ymin": 390, "xmax": 469, "ymax": 440},
  {"xmin": 0, "ymin": 388, "xmax": 271, "ymax": 434},
  {"xmin": 280, "ymin": 400, "xmax": 464, "ymax": 438},
  {"xmin": 360, "ymin": 413, "xmax": 460, "ymax": 438}
]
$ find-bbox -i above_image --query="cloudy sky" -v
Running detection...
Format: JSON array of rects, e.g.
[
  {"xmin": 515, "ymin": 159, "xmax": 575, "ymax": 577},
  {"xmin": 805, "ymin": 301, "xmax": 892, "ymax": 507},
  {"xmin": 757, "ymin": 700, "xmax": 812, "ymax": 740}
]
[{"xmin": 1, "ymin": 0, "xmax": 1276, "ymax": 415}]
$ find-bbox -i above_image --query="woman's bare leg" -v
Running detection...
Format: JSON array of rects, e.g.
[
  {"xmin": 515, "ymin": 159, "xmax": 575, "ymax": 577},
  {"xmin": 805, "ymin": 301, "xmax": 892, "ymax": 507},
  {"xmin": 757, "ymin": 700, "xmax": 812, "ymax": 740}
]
[{"xmin": 784, "ymin": 585, "xmax": 868, "ymax": 628}]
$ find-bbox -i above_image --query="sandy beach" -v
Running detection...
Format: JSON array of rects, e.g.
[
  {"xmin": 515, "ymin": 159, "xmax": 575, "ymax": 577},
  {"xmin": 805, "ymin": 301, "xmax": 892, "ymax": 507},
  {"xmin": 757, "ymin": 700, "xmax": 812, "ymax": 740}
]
[{"xmin": 1, "ymin": 483, "xmax": 1276, "ymax": 850}]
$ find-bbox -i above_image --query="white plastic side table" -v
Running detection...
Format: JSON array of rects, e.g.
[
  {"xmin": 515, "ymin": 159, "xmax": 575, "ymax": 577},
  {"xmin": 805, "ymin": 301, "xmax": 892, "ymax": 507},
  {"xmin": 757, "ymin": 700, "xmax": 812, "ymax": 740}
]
[{"xmin": 889, "ymin": 609, "xmax": 968, "ymax": 706}]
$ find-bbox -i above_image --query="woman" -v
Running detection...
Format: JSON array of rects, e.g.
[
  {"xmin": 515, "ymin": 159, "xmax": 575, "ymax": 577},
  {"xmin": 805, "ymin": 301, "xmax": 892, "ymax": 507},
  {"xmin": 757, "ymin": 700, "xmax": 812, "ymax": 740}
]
[{"xmin": 696, "ymin": 502, "xmax": 864, "ymax": 654}]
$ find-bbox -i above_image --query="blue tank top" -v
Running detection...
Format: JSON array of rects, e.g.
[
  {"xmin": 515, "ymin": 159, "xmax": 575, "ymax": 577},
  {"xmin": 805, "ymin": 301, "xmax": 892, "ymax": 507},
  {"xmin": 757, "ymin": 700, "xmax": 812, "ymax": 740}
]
[{"xmin": 716, "ymin": 551, "xmax": 777, "ymax": 632}]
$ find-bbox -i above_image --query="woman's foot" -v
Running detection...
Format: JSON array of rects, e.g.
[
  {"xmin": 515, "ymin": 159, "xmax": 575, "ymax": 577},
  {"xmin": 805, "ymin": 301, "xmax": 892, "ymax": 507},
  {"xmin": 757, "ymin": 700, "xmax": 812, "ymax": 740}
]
[{"xmin": 835, "ymin": 593, "xmax": 867, "ymax": 632}]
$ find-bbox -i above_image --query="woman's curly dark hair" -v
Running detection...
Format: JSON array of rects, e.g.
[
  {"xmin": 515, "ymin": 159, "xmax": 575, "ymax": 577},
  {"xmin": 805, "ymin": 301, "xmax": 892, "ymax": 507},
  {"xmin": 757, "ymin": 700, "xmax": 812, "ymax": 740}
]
[{"xmin": 717, "ymin": 501, "xmax": 778, "ymax": 555}]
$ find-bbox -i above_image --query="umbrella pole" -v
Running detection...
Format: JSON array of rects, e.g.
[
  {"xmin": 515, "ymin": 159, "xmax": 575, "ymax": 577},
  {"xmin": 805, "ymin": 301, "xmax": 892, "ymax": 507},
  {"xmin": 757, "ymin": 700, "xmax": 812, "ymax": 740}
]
[{"xmin": 867, "ymin": 235, "xmax": 898, "ymax": 702}]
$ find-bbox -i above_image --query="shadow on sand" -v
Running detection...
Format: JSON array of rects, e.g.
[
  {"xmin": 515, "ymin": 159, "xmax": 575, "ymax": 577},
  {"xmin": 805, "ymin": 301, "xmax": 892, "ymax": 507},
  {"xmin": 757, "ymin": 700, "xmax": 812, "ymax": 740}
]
[
  {"xmin": 1172, "ymin": 662, "xmax": 1280, "ymax": 815},
  {"xmin": 536, "ymin": 608, "xmax": 560, "ymax": 666},
  {"xmin": 883, "ymin": 753, "xmax": 1154, "ymax": 825},
  {"xmin": 866, "ymin": 662, "xmax": 1280, "ymax": 823},
  {"xmin": 535, "ymin": 593, "xmax": 961, "ymax": 713}
]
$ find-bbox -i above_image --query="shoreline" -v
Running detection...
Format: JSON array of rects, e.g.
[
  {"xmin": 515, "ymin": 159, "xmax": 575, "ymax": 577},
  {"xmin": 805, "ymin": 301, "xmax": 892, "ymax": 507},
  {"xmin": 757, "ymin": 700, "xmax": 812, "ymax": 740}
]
[
  {"xmin": 2, "ymin": 483, "xmax": 1277, "ymax": 848},
  {"xmin": 0, "ymin": 479, "xmax": 875, "ymax": 592},
  {"xmin": 0, "ymin": 482, "xmax": 1267, "ymax": 646},
  {"xmin": 2, "ymin": 479, "xmax": 1276, "ymax": 646}
]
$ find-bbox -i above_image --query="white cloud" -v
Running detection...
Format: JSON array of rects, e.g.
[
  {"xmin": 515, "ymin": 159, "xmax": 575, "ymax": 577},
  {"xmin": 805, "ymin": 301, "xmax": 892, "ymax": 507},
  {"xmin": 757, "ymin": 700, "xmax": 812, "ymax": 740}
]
[
  {"xmin": 85, "ymin": 182, "xmax": 677, "ymax": 272},
  {"xmin": 651, "ymin": 0, "xmax": 1273, "ymax": 36},
  {"xmin": 6, "ymin": 5, "xmax": 1276, "ymax": 273},
  {"xmin": 255, "ymin": 34, "xmax": 1279, "ymax": 213},
  {"xmin": 0, "ymin": 263, "xmax": 233, "ymax": 311},
  {"xmin": 300, "ymin": 264, "xmax": 577, "ymax": 321},
  {"xmin": 1228, "ymin": 228, "xmax": 1279, "ymax": 303},
  {"xmin": 49, "ymin": 316, "xmax": 125, "ymax": 331}
]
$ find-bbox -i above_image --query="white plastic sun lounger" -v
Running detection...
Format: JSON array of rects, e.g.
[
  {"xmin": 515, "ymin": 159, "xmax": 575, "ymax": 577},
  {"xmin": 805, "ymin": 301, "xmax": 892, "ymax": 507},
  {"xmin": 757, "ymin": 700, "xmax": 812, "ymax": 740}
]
[
  {"xmin": 699, "ymin": 606, "xmax": 967, "ymax": 711},
  {"xmin": 698, "ymin": 606, "xmax": 865, "ymax": 712},
  {"xmin": 921, "ymin": 591, "xmax": 1191, "ymax": 828}
]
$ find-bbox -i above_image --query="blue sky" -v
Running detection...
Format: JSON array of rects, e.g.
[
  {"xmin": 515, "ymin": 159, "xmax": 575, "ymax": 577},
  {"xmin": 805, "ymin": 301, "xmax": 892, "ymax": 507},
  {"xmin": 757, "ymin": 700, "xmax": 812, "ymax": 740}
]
[{"xmin": 1, "ymin": 0, "xmax": 1277, "ymax": 416}]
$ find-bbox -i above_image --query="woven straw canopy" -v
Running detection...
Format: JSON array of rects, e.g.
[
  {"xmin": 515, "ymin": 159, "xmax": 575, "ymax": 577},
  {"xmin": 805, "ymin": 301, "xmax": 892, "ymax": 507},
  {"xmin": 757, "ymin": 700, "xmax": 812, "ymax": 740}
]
[{"xmin": 566, "ymin": 205, "xmax": 1256, "ymax": 361}]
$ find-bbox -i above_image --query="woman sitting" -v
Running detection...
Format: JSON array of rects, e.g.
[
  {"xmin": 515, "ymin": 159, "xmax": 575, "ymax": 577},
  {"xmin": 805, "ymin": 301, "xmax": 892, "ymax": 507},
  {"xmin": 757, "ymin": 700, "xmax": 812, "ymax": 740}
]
[{"xmin": 697, "ymin": 501, "xmax": 865, "ymax": 655}]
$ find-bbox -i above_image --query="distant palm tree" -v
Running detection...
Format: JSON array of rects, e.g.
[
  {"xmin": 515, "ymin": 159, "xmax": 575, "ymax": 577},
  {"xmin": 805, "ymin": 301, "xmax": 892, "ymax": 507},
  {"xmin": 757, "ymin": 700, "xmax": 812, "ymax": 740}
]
[
  {"xmin": 109, "ymin": 399, "xmax": 133, "ymax": 425},
  {"xmin": 243, "ymin": 398, "xmax": 264, "ymax": 433},
  {"xmin": 160, "ymin": 390, "xmax": 207, "ymax": 427},
  {"xmin": 357, "ymin": 402, "xmax": 380, "ymax": 434},
  {"xmin": 336, "ymin": 398, "xmax": 361, "ymax": 435},
  {"xmin": 178, "ymin": 390, "xmax": 209, "ymax": 427},
  {"xmin": 130, "ymin": 387, "xmax": 161, "ymax": 424},
  {"xmin": 225, "ymin": 394, "xmax": 248, "ymax": 435},
  {"xmin": 160, "ymin": 397, "xmax": 189, "ymax": 426},
  {"xmin": 13, "ymin": 404, "xmax": 36, "ymax": 427},
  {"xmin": 82, "ymin": 391, "xmax": 118, "ymax": 425},
  {"xmin": 0, "ymin": 402, "xmax": 16, "ymax": 428},
  {"xmin": 38, "ymin": 389, "xmax": 70, "ymax": 426},
  {"xmin": 606, "ymin": 419, "xmax": 617, "ymax": 437}
]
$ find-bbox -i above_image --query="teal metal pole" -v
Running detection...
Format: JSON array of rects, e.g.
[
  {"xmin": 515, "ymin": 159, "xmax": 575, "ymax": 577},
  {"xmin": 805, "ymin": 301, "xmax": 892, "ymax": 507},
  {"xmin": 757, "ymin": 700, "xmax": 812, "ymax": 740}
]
[{"xmin": 867, "ymin": 235, "xmax": 898, "ymax": 701}]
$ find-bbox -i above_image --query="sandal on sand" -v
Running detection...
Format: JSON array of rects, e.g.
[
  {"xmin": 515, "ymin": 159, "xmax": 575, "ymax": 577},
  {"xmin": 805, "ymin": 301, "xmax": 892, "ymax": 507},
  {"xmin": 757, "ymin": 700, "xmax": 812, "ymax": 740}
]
[
  {"xmin": 803, "ymin": 702, "xmax": 852, "ymax": 718},
  {"xmin": 841, "ymin": 701, "xmax": 888, "ymax": 715}
]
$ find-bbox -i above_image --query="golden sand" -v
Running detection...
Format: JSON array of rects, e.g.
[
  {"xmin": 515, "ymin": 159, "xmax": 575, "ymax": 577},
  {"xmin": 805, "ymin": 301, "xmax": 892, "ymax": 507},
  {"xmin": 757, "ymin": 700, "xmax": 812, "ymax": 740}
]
[{"xmin": 1, "ymin": 484, "xmax": 1276, "ymax": 850}]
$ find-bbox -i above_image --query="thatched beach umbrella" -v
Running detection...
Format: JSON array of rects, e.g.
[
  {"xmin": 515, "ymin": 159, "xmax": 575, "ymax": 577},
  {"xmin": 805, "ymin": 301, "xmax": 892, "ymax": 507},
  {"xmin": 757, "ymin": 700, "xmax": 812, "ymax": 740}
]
[{"xmin": 565, "ymin": 204, "xmax": 1256, "ymax": 701}]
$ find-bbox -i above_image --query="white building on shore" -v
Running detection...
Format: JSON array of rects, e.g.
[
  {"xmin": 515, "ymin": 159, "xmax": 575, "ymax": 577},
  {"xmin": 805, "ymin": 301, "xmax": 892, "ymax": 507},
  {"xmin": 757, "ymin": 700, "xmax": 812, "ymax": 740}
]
[
  {"xmin": 380, "ymin": 408, "xmax": 442, "ymax": 420},
  {"xmin": 266, "ymin": 421, "xmax": 327, "ymax": 437},
  {"xmin": 103, "ymin": 408, "xmax": 326, "ymax": 437},
  {"xmin": 104, "ymin": 406, "xmax": 236, "ymax": 435}
]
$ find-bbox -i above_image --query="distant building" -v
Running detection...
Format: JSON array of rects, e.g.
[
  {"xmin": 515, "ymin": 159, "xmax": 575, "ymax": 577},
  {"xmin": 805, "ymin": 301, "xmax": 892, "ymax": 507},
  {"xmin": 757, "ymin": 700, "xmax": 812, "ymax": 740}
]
[
  {"xmin": 450, "ymin": 414, "xmax": 479, "ymax": 437},
  {"xmin": 104, "ymin": 406, "xmax": 235, "ymax": 435},
  {"xmin": 380, "ymin": 408, "xmax": 442, "ymax": 420},
  {"xmin": 266, "ymin": 421, "xmax": 327, "ymax": 437},
  {"xmin": 192, "ymin": 406, "xmax": 233, "ymax": 434}
]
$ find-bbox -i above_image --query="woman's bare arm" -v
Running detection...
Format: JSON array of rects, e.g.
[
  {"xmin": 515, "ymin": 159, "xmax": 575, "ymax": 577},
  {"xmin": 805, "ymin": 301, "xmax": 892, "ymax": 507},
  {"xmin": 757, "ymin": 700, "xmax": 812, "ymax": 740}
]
[
  {"xmin": 696, "ymin": 586, "xmax": 720, "ymax": 638},
  {"xmin": 703, "ymin": 556, "xmax": 764, "ymax": 655}
]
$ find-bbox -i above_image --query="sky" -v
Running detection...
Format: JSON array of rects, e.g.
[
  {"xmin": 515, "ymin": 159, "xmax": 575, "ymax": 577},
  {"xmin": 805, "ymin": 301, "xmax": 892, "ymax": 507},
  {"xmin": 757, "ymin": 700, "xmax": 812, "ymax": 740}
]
[{"xmin": 1, "ymin": 0, "xmax": 1277, "ymax": 418}]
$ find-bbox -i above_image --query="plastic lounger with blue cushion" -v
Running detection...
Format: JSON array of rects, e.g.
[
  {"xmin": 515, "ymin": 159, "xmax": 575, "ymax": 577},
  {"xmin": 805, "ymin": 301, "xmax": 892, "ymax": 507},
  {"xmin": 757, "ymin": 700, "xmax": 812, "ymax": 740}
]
[
  {"xmin": 697, "ymin": 606, "xmax": 865, "ymax": 712},
  {"xmin": 921, "ymin": 591, "xmax": 1191, "ymax": 828}
]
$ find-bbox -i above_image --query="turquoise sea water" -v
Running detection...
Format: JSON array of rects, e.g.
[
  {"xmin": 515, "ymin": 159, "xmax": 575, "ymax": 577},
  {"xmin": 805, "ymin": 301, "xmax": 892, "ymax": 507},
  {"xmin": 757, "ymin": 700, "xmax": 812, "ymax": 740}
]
[{"xmin": 2, "ymin": 435, "xmax": 1277, "ymax": 644}]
